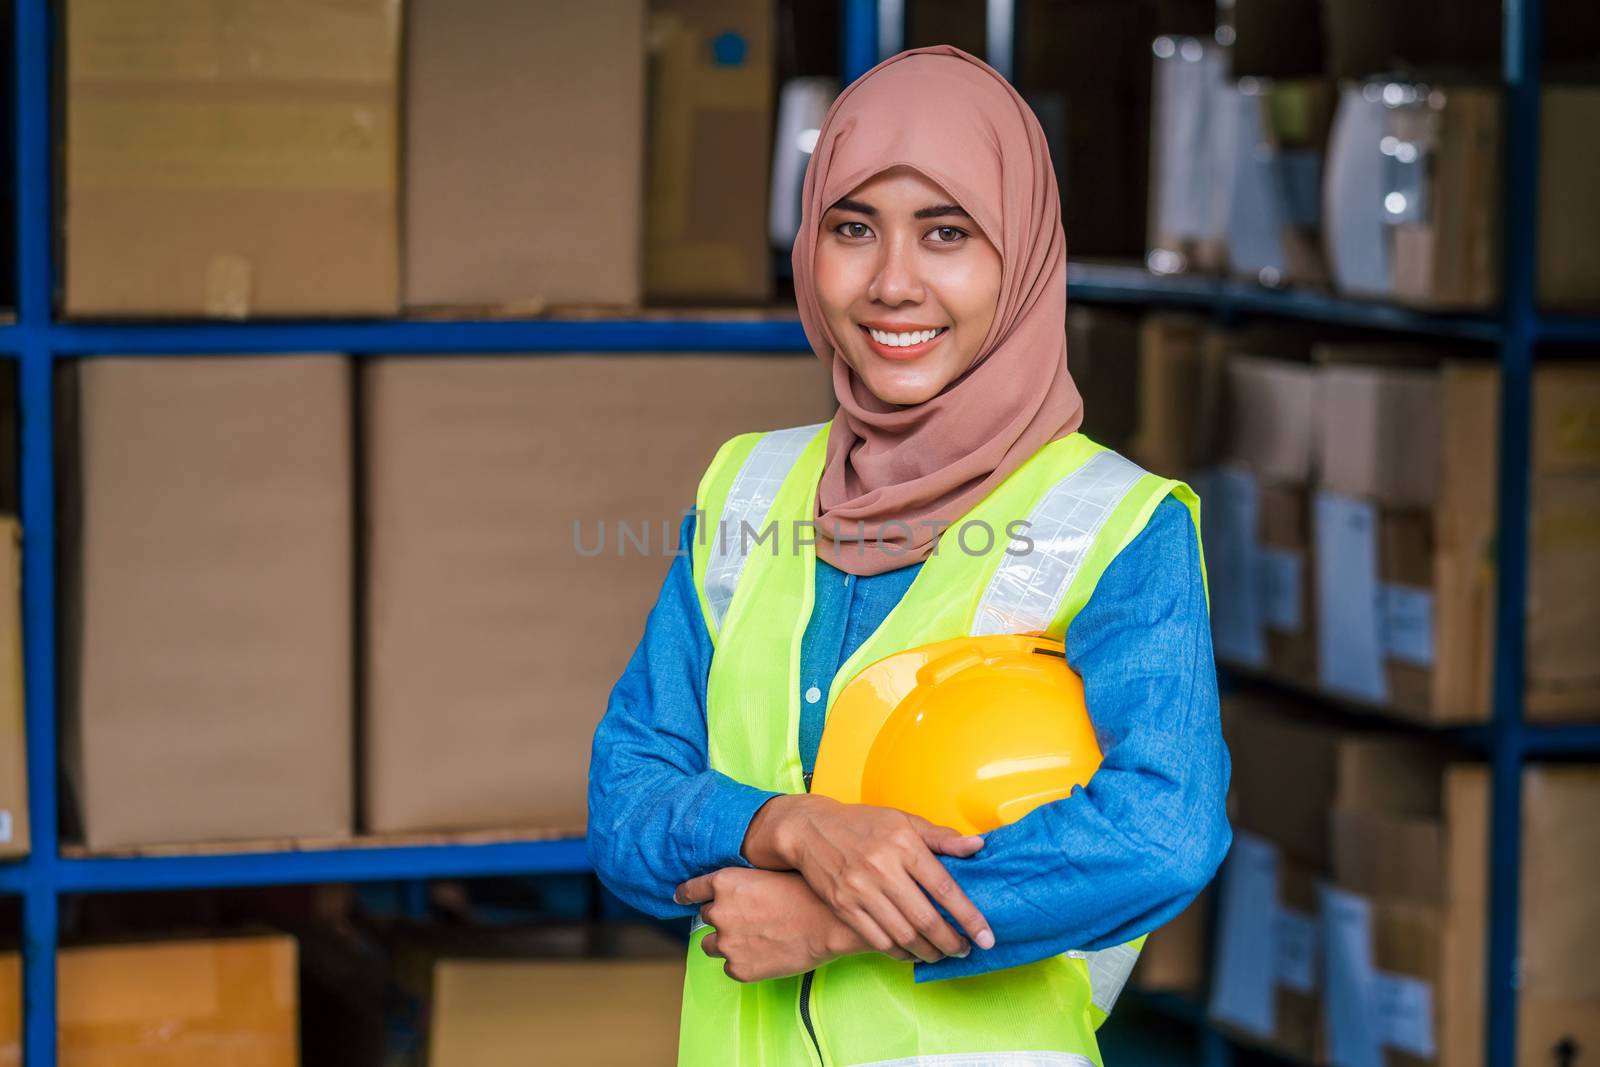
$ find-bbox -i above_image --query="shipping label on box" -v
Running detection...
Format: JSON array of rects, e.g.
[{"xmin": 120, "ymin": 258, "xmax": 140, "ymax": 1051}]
[
  {"xmin": 1314, "ymin": 491, "xmax": 1437, "ymax": 709},
  {"xmin": 1209, "ymin": 832, "xmax": 1321, "ymax": 1037},
  {"xmin": 1320, "ymin": 885, "xmax": 1437, "ymax": 1067}
]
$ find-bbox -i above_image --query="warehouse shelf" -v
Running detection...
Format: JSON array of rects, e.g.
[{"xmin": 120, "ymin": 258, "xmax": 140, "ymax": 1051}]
[
  {"xmin": 7, "ymin": 0, "xmax": 1598, "ymax": 1063},
  {"xmin": 1218, "ymin": 659, "xmax": 1600, "ymax": 753},
  {"xmin": 1066, "ymin": 261, "xmax": 1511, "ymax": 341},
  {"xmin": 0, "ymin": 835, "xmax": 589, "ymax": 895}
]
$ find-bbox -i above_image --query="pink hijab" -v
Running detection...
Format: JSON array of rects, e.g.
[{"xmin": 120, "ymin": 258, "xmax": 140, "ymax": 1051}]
[{"xmin": 793, "ymin": 45, "xmax": 1084, "ymax": 576}]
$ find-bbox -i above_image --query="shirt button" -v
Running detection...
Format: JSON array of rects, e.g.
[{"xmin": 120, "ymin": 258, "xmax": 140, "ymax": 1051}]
[{"xmin": 805, "ymin": 685, "xmax": 822, "ymax": 704}]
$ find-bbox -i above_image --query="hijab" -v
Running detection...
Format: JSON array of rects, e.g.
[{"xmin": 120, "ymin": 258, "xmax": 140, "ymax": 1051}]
[{"xmin": 792, "ymin": 44, "xmax": 1084, "ymax": 576}]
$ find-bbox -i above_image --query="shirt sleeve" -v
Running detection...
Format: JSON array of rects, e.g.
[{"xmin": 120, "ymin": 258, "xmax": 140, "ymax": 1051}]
[
  {"xmin": 586, "ymin": 509, "xmax": 784, "ymax": 919},
  {"xmin": 916, "ymin": 493, "xmax": 1233, "ymax": 982}
]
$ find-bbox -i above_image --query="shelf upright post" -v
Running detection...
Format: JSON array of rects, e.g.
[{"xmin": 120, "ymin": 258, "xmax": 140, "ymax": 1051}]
[
  {"xmin": 15, "ymin": 0, "xmax": 60, "ymax": 1063},
  {"xmin": 1487, "ymin": 0, "xmax": 1544, "ymax": 1062},
  {"xmin": 843, "ymin": 0, "xmax": 880, "ymax": 82}
]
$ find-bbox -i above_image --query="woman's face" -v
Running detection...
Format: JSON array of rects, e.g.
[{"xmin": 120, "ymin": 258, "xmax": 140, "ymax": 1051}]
[{"xmin": 813, "ymin": 166, "xmax": 1003, "ymax": 406}]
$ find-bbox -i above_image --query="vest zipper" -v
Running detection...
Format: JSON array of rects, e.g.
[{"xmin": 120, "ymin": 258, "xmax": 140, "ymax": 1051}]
[{"xmin": 799, "ymin": 969, "xmax": 824, "ymax": 1065}]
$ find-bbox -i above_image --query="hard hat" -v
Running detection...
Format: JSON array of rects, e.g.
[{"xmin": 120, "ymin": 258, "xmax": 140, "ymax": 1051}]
[{"xmin": 811, "ymin": 634, "xmax": 1102, "ymax": 835}]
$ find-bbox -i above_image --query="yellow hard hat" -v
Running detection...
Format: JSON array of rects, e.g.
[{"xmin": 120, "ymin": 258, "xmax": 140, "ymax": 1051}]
[{"xmin": 811, "ymin": 634, "xmax": 1102, "ymax": 835}]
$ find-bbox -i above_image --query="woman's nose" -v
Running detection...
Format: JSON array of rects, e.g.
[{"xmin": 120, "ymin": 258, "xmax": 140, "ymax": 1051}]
[{"xmin": 867, "ymin": 237, "xmax": 925, "ymax": 305}]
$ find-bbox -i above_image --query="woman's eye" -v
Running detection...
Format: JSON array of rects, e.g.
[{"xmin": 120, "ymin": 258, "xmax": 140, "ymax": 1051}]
[
  {"xmin": 930, "ymin": 226, "xmax": 969, "ymax": 243},
  {"xmin": 835, "ymin": 221, "xmax": 871, "ymax": 239}
]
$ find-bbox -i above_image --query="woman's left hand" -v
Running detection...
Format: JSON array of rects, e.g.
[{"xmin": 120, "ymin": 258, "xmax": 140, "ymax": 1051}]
[{"xmin": 675, "ymin": 868, "xmax": 914, "ymax": 982}]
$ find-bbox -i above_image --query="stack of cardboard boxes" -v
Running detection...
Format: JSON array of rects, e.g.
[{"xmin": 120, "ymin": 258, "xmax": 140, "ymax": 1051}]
[
  {"xmin": 62, "ymin": 0, "xmax": 778, "ymax": 319},
  {"xmin": 54, "ymin": 353, "xmax": 834, "ymax": 850},
  {"xmin": 1143, "ymin": 1, "xmax": 1600, "ymax": 310},
  {"xmin": 1196, "ymin": 696, "xmax": 1600, "ymax": 1065}
]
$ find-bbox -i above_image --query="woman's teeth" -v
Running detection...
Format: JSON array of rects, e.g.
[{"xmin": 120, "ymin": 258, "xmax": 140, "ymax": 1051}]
[{"xmin": 866, "ymin": 326, "xmax": 947, "ymax": 347}]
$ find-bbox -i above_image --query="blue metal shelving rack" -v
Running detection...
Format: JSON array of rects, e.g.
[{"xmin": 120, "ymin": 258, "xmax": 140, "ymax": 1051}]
[{"xmin": 3, "ymin": 0, "xmax": 1594, "ymax": 1063}]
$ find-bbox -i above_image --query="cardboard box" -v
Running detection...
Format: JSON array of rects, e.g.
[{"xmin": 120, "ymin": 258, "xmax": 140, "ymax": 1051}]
[
  {"xmin": 0, "ymin": 934, "xmax": 298, "ymax": 1065},
  {"xmin": 1201, "ymin": 471, "xmax": 1316, "ymax": 683},
  {"xmin": 0, "ymin": 519, "xmax": 26, "ymax": 859},
  {"xmin": 1313, "ymin": 360, "xmax": 1600, "ymax": 722},
  {"xmin": 1207, "ymin": 830, "xmax": 1323, "ymax": 1061},
  {"xmin": 1221, "ymin": 355, "xmax": 1319, "ymax": 486},
  {"xmin": 1222, "ymin": 693, "xmax": 1345, "ymax": 870},
  {"xmin": 60, "ymin": 358, "xmax": 353, "ymax": 849},
  {"xmin": 1325, "ymin": 765, "xmax": 1600, "ymax": 1067},
  {"xmin": 1326, "ymin": 82, "xmax": 1600, "ymax": 311},
  {"xmin": 1131, "ymin": 886, "xmax": 1212, "ymax": 997},
  {"xmin": 1128, "ymin": 314, "xmax": 1224, "ymax": 478},
  {"xmin": 1330, "ymin": 737, "xmax": 1450, "ymax": 907},
  {"xmin": 384, "ymin": 923, "xmax": 684, "ymax": 1067},
  {"xmin": 362, "ymin": 354, "xmax": 836, "ymax": 834},
  {"xmin": 403, "ymin": 0, "xmax": 645, "ymax": 312},
  {"xmin": 64, "ymin": 0, "xmax": 400, "ymax": 318},
  {"xmin": 1066, "ymin": 306, "xmax": 1141, "ymax": 452},
  {"xmin": 644, "ymin": 0, "xmax": 775, "ymax": 304}
]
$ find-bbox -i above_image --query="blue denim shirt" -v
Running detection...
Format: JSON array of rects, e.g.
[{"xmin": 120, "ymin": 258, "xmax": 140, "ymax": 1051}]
[{"xmin": 588, "ymin": 493, "xmax": 1231, "ymax": 982}]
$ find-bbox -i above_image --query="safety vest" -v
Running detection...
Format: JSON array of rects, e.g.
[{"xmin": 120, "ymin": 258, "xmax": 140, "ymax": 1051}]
[{"xmin": 681, "ymin": 419, "xmax": 1205, "ymax": 1067}]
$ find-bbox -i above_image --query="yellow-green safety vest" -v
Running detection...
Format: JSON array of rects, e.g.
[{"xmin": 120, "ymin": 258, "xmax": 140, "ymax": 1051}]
[{"xmin": 681, "ymin": 419, "xmax": 1206, "ymax": 1067}]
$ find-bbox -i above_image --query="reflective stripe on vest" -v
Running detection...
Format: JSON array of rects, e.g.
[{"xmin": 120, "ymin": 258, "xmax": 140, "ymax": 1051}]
[
  {"xmin": 1066, "ymin": 941, "xmax": 1141, "ymax": 1017},
  {"xmin": 972, "ymin": 450, "xmax": 1147, "ymax": 637},
  {"xmin": 703, "ymin": 421, "xmax": 828, "ymax": 632}
]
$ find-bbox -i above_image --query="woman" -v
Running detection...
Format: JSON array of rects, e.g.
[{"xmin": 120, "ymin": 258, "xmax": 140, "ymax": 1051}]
[{"xmin": 589, "ymin": 44, "xmax": 1230, "ymax": 1065}]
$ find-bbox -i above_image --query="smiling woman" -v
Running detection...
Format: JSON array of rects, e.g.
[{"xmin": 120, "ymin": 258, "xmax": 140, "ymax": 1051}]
[
  {"xmin": 587, "ymin": 42, "xmax": 1229, "ymax": 1067},
  {"xmin": 814, "ymin": 167, "xmax": 1003, "ymax": 406}
]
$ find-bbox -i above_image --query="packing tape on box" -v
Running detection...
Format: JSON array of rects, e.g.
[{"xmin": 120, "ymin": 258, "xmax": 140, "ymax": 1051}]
[{"xmin": 68, "ymin": 97, "xmax": 395, "ymax": 192}]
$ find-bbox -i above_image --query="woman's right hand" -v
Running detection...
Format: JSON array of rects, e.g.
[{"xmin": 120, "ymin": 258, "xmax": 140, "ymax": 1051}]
[{"xmin": 742, "ymin": 794, "xmax": 995, "ymax": 963}]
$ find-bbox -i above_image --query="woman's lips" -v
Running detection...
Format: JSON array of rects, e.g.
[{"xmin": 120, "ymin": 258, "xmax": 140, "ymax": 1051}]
[{"xmin": 859, "ymin": 325, "xmax": 949, "ymax": 361}]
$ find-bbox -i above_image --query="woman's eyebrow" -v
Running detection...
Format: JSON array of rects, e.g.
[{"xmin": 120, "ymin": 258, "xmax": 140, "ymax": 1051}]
[{"xmin": 827, "ymin": 197, "xmax": 972, "ymax": 221}]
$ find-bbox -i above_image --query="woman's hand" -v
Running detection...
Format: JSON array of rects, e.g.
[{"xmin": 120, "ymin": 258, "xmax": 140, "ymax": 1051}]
[
  {"xmin": 741, "ymin": 794, "xmax": 995, "ymax": 963},
  {"xmin": 674, "ymin": 868, "xmax": 913, "ymax": 982}
]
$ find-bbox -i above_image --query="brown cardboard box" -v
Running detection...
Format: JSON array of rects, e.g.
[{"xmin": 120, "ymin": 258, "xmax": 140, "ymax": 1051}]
[
  {"xmin": 1222, "ymin": 356, "xmax": 1319, "ymax": 486},
  {"xmin": 1330, "ymin": 737, "xmax": 1449, "ymax": 906},
  {"xmin": 1132, "ymin": 887, "xmax": 1211, "ymax": 997},
  {"xmin": 1314, "ymin": 360, "xmax": 1600, "ymax": 722},
  {"xmin": 1316, "ymin": 358, "xmax": 1442, "ymax": 510},
  {"xmin": 362, "ymin": 354, "xmax": 836, "ymax": 834},
  {"xmin": 1325, "ymin": 765, "xmax": 1600, "ymax": 1067},
  {"xmin": 403, "ymin": 0, "xmax": 645, "ymax": 312},
  {"xmin": 1129, "ymin": 314, "xmax": 1223, "ymax": 479},
  {"xmin": 64, "ymin": 0, "xmax": 400, "ymax": 318},
  {"xmin": 61, "ymin": 358, "xmax": 353, "ymax": 849},
  {"xmin": 1539, "ymin": 88, "xmax": 1600, "ymax": 311},
  {"xmin": 1066, "ymin": 306, "xmax": 1140, "ymax": 452},
  {"xmin": 383, "ymin": 923, "xmax": 683, "ymax": 1067},
  {"xmin": 1221, "ymin": 693, "xmax": 1344, "ymax": 870},
  {"xmin": 0, "ymin": 519, "xmax": 26, "ymax": 859},
  {"xmin": 0, "ymin": 935, "xmax": 298, "ymax": 1065},
  {"xmin": 1207, "ymin": 831, "xmax": 1323, "ymax": 1061},
  {"xmin": 645, "ymin": 0, "xmax": 775, "ymax": 304}
]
